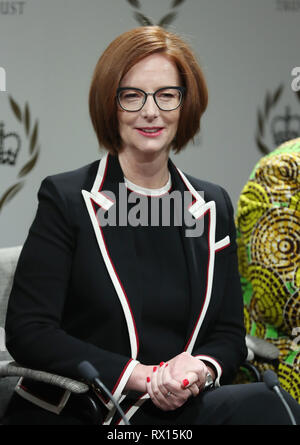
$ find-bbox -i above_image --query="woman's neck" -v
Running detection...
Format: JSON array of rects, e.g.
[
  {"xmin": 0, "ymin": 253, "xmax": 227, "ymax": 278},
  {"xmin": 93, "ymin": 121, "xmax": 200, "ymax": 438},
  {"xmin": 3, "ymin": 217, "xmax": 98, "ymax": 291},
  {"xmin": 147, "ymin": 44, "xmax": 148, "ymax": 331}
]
[{"xmin": 118, "ymin": 149, "xmax": 170, "ymax": 189}]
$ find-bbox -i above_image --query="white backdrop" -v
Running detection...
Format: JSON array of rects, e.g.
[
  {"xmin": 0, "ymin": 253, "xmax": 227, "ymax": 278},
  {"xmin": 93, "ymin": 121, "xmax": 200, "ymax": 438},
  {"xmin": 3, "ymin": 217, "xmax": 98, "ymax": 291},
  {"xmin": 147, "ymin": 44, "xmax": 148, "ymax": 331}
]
[{"xmin": 0, "ymin": 0, "xmax": 299, "ymax": 247}]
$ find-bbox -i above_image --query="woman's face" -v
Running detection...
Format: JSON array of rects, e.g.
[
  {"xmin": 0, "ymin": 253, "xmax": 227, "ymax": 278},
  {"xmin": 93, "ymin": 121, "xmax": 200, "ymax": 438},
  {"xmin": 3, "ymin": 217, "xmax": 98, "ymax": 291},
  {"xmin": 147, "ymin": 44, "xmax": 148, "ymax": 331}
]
[{"xmin": 117, "ymin": 53, "xmax": 181, "ymax": 159}]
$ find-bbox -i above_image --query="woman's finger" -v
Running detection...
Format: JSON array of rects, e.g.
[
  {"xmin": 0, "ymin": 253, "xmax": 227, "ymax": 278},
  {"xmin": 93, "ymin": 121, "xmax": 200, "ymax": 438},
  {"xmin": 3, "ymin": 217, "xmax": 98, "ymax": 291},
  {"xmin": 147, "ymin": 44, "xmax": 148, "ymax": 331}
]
[
  {"xmin": 157, "ymin": 362, "xmax": 168, "ymax": 397},
  {"xmin": 161, "ymin": 363, "xmax": 191, "ymax": 407},
  {"xmin": 147, "ymin": 366, "xmax": 172, "ymax": 411},
  {"xmin": 181, "ymin": 371, "xmax": 199, "ymax": 389},
  {"xmin": 147, "ymin": 364, "xmax": 190, "ymax": 411},
  {"xmin": 161, "ymin": 363, "xmax": 182, "ymax": 397},
  {"xmin": 186, "ymin": 382, "xmax": 200, "ymax": 398}
]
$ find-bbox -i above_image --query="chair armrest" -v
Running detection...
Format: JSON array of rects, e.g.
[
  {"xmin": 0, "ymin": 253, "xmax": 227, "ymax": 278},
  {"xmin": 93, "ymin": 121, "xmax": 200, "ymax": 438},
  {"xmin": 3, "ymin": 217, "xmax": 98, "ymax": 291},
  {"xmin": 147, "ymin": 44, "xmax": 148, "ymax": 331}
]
[
  {"xmin": 245, "ymin": 335, "xmax": 280, "ymax": 360},
  {"xmin": 240, "ymin": 361, "xmax": 262, "ymax": 382},
  {"xmin": 0, "ymin": 361, "xmax": 89, "ymax": 394}
]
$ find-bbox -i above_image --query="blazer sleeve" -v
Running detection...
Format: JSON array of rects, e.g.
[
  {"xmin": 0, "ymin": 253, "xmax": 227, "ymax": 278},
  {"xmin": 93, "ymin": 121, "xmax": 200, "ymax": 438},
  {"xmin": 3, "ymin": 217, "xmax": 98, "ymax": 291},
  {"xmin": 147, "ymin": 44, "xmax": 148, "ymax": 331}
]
[
  {"xmin": 192, "ymin": 187, "xmax": 248, "ymax": 385},
  {"xmin": 5, "ymin": 176, "xmax": 139, "ymax": 400}
]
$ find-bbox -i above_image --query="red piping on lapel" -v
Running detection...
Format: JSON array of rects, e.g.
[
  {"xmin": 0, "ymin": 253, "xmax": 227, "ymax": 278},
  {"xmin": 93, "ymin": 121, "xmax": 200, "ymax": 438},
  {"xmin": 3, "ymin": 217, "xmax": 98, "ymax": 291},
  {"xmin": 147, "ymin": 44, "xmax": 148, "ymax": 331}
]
[
  {"xmin": 215, "ymin": 241, "xmax": 230, "ymax": 253},
  {"xmin": 175, "ymin": 165, "xmax": 198, "ymax": 204},
  {"xmin": 184, "ymin": 208, "xmax": 211, "ymax": 352},
  {"xmin": 91, "ymin": 199, "xmax": 140, "ymax": 357}
]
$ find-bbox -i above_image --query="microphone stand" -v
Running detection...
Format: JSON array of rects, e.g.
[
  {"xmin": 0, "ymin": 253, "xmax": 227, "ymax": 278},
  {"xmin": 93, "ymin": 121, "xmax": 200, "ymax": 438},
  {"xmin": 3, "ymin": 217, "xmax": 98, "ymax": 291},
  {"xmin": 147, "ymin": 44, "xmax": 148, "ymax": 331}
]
[
  {"xmin": 263, "ymin": 370, "xmax": 297, "ymax": 425},
  {"xmin": 78, "ymin": 361, "xmax": 131, "ymax": 426}
]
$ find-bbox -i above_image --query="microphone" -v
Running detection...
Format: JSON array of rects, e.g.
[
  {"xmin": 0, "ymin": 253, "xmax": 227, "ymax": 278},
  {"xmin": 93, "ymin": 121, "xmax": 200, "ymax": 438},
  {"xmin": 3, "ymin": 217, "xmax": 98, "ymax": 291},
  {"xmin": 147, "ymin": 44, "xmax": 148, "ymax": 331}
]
[
  {"xmin": 78, "ymin": 361, "xmax": 130, "ymax": 425},
  {"xmin": 263, "ymin": 370, "xmax": 297, "ymax": 425}
]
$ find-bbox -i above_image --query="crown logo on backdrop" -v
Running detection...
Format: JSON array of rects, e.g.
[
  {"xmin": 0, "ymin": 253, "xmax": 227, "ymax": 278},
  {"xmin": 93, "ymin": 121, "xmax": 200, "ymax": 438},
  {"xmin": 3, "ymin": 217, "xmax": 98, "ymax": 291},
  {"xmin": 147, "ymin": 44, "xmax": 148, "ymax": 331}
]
[
  {"xmin": 0, "ymin": 96, "xmax": 40, "ymax": 212},
  {"xmin": 271, "ymin": 106, "xmax": 300, "ymax": 147},
  {"xmin": 256, "ymin": 85, "xmax": 300, "ymax": 155},
  {"xmin": 0, "ymin": 121, "xmax": 21, "ymax": 165}
]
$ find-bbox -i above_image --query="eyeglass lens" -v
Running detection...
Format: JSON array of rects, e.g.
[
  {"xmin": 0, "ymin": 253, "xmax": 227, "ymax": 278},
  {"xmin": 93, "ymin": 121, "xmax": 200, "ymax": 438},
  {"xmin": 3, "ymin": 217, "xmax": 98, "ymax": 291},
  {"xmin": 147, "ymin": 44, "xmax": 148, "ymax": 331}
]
[{"xmin": 118, "ymin": 88, "xmax": 182, "ymax": 111}]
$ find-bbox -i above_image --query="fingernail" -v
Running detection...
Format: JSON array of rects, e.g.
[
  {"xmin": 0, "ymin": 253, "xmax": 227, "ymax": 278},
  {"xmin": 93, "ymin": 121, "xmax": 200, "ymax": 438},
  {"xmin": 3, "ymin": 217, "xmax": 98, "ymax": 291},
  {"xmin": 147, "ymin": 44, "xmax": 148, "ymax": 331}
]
[
  {"xmin": 153, "ymin": 366, "xmax": 157, "ymax": 372},
  {"xmin": 159, "ymin": 362, "xmax": 164, "ymax": 367},
  {"xmin": 165, "ymin": 363, "xmax": 169, "ymax": 367},
  {"xmin": 147, "ymin": 377, "xmax": 151, "ymax": 383},
  {"xmin": 182, "ymin": 379, "xmax": 189, "ymax": 387}
]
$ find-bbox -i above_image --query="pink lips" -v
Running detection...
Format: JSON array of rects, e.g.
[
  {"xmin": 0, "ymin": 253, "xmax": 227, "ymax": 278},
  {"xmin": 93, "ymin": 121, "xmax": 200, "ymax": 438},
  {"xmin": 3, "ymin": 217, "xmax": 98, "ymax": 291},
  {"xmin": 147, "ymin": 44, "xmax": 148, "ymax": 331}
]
[{"xmin": 136, "ymin": 127, "xmax": 164, "ymax": 137}]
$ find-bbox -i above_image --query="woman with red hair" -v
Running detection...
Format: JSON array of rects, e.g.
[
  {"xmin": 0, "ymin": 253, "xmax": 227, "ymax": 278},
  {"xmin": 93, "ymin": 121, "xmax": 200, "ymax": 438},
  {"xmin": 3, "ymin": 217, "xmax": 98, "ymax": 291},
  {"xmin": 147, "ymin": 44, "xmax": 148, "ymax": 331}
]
[{"xmin": 4, "ymin": 27, "xmax": 300, "ymax": 425}]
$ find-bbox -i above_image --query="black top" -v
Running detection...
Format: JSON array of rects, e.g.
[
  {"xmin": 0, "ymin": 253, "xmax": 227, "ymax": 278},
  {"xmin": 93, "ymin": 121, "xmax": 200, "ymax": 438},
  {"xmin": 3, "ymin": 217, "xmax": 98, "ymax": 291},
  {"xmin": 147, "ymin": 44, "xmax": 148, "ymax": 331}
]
[{"xmin": 126, "ymin": 185, "xmax": 191, "ymax": 364}]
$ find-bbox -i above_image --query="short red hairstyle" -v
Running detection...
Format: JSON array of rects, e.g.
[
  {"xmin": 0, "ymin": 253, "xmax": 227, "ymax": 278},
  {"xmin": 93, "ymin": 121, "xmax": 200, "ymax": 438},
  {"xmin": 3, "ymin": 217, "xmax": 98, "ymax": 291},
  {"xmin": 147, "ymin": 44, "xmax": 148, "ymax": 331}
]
[{"xmin": 89, "ymin": 26, "xmax": 208, "ymax": 155}]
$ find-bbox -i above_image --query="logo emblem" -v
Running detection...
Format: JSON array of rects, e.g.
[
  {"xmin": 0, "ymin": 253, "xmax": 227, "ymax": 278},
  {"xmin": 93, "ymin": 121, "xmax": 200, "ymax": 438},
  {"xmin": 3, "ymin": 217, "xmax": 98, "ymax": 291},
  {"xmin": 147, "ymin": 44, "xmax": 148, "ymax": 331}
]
[
  {"xmin": 126, "ymin": 0, "xmax": 186, "ymax": 27},
  {"xmin": 0, "ymin": 96, "xmax": 40, "ymax": 212},
  {"xmin": 271, "ymin": 106, "xmax": 300, "ymax": 147},
  {"xmin": 256, "ymin": 85, "xmax": 300, "ymax": 155},
  {"xmin": 0, "ymin": 121, "xmax": 21, "ymax": 165}
]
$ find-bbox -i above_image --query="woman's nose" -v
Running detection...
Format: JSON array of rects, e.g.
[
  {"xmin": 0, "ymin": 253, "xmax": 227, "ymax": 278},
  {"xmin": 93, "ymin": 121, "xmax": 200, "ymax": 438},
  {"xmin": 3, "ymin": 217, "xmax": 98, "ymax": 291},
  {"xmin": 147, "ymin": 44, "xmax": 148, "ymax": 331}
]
[{"xmin": 141, "ymin": 95, "xmax": 159, "ymax": 119}]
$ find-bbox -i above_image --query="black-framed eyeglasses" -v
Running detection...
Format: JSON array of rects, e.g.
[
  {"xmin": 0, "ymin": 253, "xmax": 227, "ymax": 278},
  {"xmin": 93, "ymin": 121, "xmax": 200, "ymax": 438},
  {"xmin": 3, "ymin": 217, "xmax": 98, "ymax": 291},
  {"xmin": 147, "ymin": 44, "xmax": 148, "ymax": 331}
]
[{"xmin": 116, "ymin": 86, "xmax": 185, "ymax": 112}]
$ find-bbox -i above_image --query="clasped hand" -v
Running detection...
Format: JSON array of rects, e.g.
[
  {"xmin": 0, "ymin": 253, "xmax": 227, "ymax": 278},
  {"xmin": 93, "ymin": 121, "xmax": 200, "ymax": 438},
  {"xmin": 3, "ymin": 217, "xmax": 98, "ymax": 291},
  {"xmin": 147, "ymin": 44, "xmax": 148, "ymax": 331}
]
[{"xmin": 145, "ymin": 352, "xmax": 209, "ymax": 412}]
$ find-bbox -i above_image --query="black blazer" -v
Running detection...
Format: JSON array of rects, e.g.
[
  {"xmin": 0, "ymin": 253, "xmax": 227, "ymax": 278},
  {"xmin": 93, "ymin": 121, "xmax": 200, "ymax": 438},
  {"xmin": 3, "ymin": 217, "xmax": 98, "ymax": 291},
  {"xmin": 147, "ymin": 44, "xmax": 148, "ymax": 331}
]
[{"xmin": 5, "ymin": 153, "xmax": 247, "ymax": 423}]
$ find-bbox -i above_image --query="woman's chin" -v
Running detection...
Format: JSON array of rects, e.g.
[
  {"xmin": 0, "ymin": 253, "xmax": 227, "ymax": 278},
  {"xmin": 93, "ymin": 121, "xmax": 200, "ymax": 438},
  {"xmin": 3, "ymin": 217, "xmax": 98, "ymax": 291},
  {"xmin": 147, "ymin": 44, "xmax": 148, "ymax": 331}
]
[{"xmin": 129, "ymin": 140, "xmax": 171, "ymax": 157}]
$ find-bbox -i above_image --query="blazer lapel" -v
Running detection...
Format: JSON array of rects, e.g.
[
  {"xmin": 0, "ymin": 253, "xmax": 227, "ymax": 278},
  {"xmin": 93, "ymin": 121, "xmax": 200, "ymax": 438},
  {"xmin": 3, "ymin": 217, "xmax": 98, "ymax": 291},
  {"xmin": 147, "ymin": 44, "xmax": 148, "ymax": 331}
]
[
  {"xmin": 169, "ymin": 160, "xmax": 220, "ymax": 353},
  {"xmin": 82, "ymin": 153, "xmax": 141, "ymax": 360},
  {"xmin": 183, "ymin": 202, "xmax": 217, "ymax": 353}
]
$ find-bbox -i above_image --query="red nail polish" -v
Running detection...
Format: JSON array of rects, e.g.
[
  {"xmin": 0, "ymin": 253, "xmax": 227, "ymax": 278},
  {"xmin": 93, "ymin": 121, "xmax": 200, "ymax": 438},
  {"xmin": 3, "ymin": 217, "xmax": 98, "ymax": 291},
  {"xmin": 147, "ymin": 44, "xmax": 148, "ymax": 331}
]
[
  {"xmin": 159, "ymin": 362, "xmax": 164, "ymax": 367},
  {"xmin": 182, "ymin": 379, "xmax": 189, "ymax": 387},
  {"xmin": 153, "ymin": 366, "xmax": 157, "ymax": 372},
  {"xmin": 147, "ymin": 377, "xmax": 151, "ymax": 383},
  {"xmin": 165, "ymin": 363, "xmax": 169, "ymax": 367}
]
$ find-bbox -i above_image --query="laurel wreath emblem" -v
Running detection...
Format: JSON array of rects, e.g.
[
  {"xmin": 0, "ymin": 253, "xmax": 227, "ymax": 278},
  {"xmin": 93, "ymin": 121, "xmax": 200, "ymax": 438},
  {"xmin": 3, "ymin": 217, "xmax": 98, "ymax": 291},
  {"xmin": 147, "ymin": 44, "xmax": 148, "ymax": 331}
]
[
  {"xmin": 256, "ymin": 85, "xmax": 284, "ymax": 155},
  {"xmin": 256, "ymin": 86, "xmax": 300, "ymax": 155},
  {"xmin": 126, "ymin": 0, "xmax": 186, "ymax": 27},
  {"xmin": 0, "ymin": 96, "xmax": 40, "ymax": 212}
]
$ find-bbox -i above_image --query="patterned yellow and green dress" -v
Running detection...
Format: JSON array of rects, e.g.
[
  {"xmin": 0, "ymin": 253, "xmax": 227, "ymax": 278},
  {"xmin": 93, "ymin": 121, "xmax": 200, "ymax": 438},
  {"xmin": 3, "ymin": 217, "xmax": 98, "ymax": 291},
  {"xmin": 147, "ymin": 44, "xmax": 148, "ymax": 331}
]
[{"xmin": 236, "ymin": 138, "xmax": 300, "ymax": 402}]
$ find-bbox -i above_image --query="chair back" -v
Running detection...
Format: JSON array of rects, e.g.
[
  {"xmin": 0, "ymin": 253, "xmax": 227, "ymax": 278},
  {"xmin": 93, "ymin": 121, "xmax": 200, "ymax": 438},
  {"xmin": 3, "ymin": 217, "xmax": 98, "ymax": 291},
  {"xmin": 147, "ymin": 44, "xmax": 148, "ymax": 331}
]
[
  {"xmin": 0, "ymin": 246, "xmax": 22, "ymax": 360},
  {"xmin": 0, "ymin": 246, "xmax": 22, "ymax": 419}
]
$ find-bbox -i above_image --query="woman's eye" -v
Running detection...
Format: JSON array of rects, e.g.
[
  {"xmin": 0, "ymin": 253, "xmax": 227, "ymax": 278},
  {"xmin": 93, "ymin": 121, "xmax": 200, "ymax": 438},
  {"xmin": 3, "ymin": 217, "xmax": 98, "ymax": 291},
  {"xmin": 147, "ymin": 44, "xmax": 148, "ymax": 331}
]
[
  {"xmin": 120, "ymin": 90, "xmax": 143, "ymax": 100},
  {"xmin": 124, "ymin": 93, "xmax": 139, "ymax": 99},
  {"xmin": 157, "ymin": 93, "xmax": 176, "ymax": 101}
]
